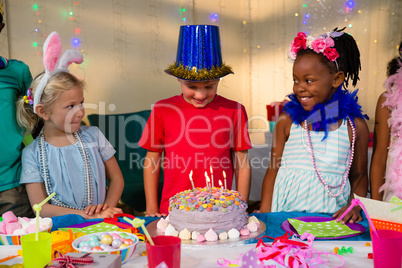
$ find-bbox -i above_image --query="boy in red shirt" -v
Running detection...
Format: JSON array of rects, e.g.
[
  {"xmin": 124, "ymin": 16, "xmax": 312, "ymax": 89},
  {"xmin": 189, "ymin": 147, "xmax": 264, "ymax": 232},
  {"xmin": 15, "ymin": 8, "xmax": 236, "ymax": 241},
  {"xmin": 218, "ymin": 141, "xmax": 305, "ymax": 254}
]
[{"xmin": 139, "ymin": 25, "xmax": 252, "ymax": 216}]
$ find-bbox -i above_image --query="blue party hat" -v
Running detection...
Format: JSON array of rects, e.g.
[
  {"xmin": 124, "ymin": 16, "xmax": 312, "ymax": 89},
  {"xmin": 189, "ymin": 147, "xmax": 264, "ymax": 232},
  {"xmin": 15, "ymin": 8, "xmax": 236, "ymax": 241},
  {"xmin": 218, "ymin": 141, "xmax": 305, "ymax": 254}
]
[{"xmin": 165, "ymin": 25, "xmax": 233, "ymax": 81}]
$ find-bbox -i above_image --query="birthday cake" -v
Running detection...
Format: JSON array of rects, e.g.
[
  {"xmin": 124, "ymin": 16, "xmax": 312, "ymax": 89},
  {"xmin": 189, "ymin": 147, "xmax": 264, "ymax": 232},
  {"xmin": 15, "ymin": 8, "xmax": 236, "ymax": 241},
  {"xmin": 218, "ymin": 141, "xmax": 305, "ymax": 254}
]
[{"xmin": 157, "ymin": 187, "xmax": 259, "ymax": 242}]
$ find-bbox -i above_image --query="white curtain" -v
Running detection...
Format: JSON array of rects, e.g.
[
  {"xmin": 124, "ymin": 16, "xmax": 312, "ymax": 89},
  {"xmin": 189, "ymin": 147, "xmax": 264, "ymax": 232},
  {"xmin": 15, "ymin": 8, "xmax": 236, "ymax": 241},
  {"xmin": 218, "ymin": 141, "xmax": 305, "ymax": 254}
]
[{"xmin": 2, "ymin": 0, "xmax": 401, "ymax": 130}]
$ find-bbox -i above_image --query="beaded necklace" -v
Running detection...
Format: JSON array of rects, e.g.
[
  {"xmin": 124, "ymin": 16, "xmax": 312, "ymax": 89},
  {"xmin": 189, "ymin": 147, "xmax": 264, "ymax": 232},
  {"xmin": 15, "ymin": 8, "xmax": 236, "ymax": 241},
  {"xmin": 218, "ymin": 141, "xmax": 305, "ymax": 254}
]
[
  {"xmin": 38, "ymin": 128, "xmax": 93, "ymax": 209},
  {"xmin": 304, "ymin": 116, "xmax": 356, "ymax": 197}
]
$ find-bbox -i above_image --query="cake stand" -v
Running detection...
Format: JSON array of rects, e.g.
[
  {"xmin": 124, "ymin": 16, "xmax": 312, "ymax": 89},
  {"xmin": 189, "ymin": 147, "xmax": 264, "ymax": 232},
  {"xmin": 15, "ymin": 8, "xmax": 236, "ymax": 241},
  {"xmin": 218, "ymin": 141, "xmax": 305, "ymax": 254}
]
[{"xmin": 147, "ymin": 220, "xmax": 266, "ymax": 248}]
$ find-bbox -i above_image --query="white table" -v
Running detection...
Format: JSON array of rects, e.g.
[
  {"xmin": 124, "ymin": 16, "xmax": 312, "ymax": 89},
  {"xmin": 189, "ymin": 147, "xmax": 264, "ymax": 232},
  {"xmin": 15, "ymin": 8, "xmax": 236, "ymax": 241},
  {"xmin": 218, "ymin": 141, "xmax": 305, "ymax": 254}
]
[{"xmin": 0, "ymin": 240, "xmax": 374, "ymax": 267}]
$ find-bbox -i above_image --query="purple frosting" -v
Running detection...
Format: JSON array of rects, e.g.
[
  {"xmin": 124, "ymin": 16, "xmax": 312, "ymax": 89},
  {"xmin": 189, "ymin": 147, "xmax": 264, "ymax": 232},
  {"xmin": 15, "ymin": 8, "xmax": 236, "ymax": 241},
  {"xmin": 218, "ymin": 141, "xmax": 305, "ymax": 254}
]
[{"xmin": 168, "ymin": 187, "xmax": 248, "ymax": 234}]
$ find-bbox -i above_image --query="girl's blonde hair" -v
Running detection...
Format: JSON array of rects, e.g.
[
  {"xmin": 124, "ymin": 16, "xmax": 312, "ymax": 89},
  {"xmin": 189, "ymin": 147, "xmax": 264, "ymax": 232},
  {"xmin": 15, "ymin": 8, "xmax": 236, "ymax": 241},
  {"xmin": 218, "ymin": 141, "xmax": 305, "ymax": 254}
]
[{"xmin": 17, "ymin": 71, "xmax": 85, "ymax": 135}]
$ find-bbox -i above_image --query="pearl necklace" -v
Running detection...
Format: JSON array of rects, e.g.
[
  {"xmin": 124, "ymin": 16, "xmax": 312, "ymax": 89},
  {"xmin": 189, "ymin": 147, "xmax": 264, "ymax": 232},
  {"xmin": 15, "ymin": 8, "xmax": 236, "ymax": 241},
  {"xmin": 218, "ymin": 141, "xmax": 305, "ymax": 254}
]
[
  {"xmin": 38, "ymin": 129, "xmax": 93, "ymax": 209},
  {"xmin": 304, "ymin": 116, "xmax": 356, "ymax": 198}
]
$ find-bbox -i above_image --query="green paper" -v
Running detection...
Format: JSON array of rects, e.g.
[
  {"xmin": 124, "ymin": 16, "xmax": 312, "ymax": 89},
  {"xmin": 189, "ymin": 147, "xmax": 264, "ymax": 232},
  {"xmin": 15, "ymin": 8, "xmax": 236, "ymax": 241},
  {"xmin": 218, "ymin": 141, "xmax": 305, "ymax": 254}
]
[
  {"xmin": 288, "ymin": 218, "xmax": 360, "ymax": 238},
  {"xmin": 58, "ymin": 222, "xmax": 119, "ymax": 234},
  {"xmin": 390, "ymin": 195, "xmax": 402, "ymax": 205}
]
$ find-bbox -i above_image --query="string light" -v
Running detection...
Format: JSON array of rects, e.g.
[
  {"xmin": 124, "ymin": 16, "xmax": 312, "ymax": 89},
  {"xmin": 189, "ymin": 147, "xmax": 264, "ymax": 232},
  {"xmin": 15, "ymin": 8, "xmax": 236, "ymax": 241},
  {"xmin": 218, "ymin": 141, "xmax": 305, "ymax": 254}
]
[
  {"xmin": 210, "ymin": 13, "xmax": 218, "ymax": 23},
  {"xmin": 346, "ymin": 0, "xmax": 355, "ymax": 8},
  {"xmin": 72, "ymin": 38, "xmax": 80, "ymax": 47},
  {"xmin": 180, "ymin": 6, "xmax": 187, "ymax": 24}
]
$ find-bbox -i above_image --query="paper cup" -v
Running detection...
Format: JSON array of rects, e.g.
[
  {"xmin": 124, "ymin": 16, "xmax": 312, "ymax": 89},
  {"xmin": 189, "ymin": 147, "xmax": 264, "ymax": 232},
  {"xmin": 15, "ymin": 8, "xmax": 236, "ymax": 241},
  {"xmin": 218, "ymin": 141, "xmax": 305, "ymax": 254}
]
[
  {"xmin": 21, "ymin": 232, "xmax": 52, "ymax": 268},
  {"xmin": 372, "ymin": 229, "xmax": 402, "ymax": 268},
  {"xmin": 146, "ymin": 236, "xmax": 181, "ymax": 268}
]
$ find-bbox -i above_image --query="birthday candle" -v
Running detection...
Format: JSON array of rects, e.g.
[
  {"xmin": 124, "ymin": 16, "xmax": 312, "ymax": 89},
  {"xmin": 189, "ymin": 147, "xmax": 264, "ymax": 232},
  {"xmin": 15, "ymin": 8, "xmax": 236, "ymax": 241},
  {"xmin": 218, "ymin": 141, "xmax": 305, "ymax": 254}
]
[
  {"xmin": 189, "ymin": 170, "xmax": 195, "ymax": 192},
  {"xmin": 223, "ymin": 171, "xmax": 227, "ymax": 191},
  {"xmin": 206, "ymin": 177, "xmax": 211, "ymax": 196},
  {"xmin": 210, "ymin": 166, "xmax": 214, "ymax": 189},
  {"xmin": 204, "ymin": 171, "xmax": 209, "ymax": 189},
  {"xmin": 219, "ymin": 180, "xmax": 223, "ymax": 195}
]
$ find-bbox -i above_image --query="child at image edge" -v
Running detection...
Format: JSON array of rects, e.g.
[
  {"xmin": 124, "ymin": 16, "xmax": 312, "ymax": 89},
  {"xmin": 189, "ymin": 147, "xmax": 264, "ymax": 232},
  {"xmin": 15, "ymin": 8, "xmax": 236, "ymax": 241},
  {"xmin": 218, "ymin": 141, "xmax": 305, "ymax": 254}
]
[
  {"xmin": 370, "ymin": 42, "xmax": 402, "ymax": 201},
  {"xmin": 260, "ymin": 28, "xmax": 369, "ymax": 224},
  {"xmin": 17, "ymin": 32, "xmax": 124, "ymax": 219},
  {"xmin": 139, "ymin": 25, "xmax": 252, "ymax": 216},
  {"xmin": 0, "ymin": 3, "xmax": 34, "ymax": 217}
]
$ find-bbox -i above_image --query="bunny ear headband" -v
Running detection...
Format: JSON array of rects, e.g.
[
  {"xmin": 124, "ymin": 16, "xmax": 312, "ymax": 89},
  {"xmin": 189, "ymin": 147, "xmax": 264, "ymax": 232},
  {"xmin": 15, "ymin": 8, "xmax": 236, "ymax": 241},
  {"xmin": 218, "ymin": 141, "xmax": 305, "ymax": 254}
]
[{"xmin": 33, "ymin": 31, "xmax": 84, "ymax": 114}]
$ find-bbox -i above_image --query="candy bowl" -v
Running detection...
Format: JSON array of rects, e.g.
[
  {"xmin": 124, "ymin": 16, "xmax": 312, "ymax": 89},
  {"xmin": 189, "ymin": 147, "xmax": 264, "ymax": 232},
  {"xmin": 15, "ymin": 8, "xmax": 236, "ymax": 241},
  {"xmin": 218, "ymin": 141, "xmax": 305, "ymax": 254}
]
[
  {"xmin": 72, "ymin": 231, "xmax": 139, "ymax": 263},
  {"xmin": 0, "ymin": 222, "xmax": 53, "ymax": 246}
]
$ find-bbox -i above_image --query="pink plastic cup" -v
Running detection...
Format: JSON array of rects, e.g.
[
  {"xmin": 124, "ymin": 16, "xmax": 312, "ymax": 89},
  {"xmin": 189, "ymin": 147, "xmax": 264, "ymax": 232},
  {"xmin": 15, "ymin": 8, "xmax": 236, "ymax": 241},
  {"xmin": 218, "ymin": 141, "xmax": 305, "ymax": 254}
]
[
  {"xmin": 146, "ymin": 236, "xmax": 181, "ymax": 268},
  {"xmin": 372, "ymin": 229, "xmax": 402, "ymax": 268}
]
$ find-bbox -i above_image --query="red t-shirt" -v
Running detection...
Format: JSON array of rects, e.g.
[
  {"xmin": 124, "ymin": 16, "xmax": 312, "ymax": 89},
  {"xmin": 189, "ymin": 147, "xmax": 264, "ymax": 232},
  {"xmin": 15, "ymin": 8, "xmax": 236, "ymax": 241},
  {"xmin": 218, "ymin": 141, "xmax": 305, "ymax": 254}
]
[{"xmin": 139, "ymin": 94, "xmax": 252, "ymax": 214}]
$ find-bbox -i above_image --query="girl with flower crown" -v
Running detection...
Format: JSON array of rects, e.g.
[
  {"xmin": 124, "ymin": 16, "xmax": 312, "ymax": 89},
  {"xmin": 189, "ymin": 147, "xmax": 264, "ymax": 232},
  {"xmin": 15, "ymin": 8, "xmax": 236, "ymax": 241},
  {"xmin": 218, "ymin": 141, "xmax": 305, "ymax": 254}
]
[
  {"xmin": 16, "ymin": 32, "xmax": 124, "ymax": 219},
  {"xmin": 370, "ymin": 42, "xmax": 402, "ymax": 202},
  {"xmin": 259, "ymin": 28, "xmax": 369, "ymax": 224}
]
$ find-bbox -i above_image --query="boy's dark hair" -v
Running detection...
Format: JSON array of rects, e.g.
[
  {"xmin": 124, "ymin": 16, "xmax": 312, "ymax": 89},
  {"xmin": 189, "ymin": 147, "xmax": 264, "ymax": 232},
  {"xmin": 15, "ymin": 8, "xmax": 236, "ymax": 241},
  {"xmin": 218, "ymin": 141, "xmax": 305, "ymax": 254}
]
[
  {"xmin": 297, "ymin": 27, "xmax": 361, "ymax": 88},
  {"xmin": 386, "ymin": 41, "xmax": 402, "ymax": 77}
]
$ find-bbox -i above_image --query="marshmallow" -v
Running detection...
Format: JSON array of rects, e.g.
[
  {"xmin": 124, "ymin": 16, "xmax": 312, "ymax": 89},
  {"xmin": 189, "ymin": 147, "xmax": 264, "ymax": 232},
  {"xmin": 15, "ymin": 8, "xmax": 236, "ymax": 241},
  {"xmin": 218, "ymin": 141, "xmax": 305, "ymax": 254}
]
[
  {"xmin": 0, "ymin": 222, "xmax": 5, "ymax": 234},
  {"xmin": 26, "ymin": 224, "xmax": 37, "ymax": 234},
  {"xmin": 6, "ymin": 222, "xmax": 21, "ymax": 235},
  {"xmin": 2, "ymin": 211, "xmax": 18, "ymax": 224},
  {"xmin": 13, "ymin": 229, "xmax": 27, "ymax": 235}
]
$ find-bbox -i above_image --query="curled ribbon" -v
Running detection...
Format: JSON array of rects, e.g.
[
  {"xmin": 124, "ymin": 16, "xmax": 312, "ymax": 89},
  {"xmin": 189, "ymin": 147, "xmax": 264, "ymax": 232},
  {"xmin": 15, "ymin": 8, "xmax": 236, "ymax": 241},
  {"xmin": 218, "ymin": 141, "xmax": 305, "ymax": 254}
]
[
  {"xmin": 217, "ymin": 232, "xmax": 345, "ymax": 267},
  {"xmin": 45, "ymin": 251, "xmax": 93, "ymax": 268}
]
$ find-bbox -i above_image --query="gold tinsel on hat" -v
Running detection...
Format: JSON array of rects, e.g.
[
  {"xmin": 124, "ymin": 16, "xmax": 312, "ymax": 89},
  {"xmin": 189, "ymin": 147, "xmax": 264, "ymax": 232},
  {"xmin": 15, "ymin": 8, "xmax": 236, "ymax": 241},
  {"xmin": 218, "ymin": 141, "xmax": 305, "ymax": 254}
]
[
  {"xmin": 0, "ymin": 2, "xmax": 3, "ymax": 17},
  {"xmin": 165, "ymin": 63, "xmax": 234, "ymax": 81}
]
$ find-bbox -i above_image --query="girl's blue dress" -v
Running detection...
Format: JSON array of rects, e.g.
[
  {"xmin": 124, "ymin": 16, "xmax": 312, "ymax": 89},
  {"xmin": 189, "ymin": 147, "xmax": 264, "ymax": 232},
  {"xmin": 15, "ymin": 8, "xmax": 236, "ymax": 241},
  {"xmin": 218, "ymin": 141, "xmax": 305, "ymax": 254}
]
[{"xmin": 20, "ymin": 126, "xmax": 115, "ymax": 209}]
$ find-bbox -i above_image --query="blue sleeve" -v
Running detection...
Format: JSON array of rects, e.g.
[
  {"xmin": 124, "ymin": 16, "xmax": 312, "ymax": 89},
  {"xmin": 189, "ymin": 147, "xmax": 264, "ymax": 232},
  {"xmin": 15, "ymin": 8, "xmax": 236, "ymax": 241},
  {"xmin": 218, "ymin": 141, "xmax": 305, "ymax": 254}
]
[
  {"xmin": 81, "ymin": 126, "xmax": 116, "ymax": 162},
  {"xmin": 20, "ymin": 142, "xmax": 43, "ymax": 184}
]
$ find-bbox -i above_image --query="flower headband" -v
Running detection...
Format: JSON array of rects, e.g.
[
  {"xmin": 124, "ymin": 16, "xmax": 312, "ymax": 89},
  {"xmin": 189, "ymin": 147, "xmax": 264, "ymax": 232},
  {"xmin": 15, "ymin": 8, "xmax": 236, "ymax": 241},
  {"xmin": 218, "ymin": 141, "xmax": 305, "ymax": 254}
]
[
  {"xmin": 33, "ymin": 31, "xmax": 83, "ymax": 113},
  {"xmin": 287, "ymin": 32, "xmax": 342, "ymax": 63}
]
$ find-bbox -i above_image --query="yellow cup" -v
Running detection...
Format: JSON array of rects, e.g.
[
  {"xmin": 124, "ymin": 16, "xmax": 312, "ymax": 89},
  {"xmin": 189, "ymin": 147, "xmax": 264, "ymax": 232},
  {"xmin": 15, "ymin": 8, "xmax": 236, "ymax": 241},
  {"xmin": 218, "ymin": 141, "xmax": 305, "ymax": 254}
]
[{"xmin": 21, "ymin": 232, "xmax": 52, "ymax": 268}]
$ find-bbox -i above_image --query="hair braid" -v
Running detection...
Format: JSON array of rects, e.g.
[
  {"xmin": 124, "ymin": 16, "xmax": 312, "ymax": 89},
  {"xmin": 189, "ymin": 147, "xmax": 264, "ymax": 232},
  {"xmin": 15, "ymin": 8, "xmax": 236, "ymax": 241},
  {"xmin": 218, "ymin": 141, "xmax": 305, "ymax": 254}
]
[{"xmin": 331, "ymin": 27, "xmax": 361, "ymax": 88}]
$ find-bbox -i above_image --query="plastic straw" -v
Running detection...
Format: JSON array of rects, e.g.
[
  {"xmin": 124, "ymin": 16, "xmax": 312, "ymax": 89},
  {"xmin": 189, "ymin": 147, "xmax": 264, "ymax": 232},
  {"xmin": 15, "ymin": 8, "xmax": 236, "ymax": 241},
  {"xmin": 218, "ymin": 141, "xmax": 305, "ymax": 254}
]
[
  {"xmin": 390, "ymin": 205, "xmax": 402, "ymax": 212},
  {"xmin": 33, "ymin": 192, "xmax": 55, "ymax": 241},
  {"xmin": 123, "ymin": 217, "xmax": 154, "ymax": 245},
  {"xmin": 338, "ymin": 198, "xmax": 379, "ymax": 238}
]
